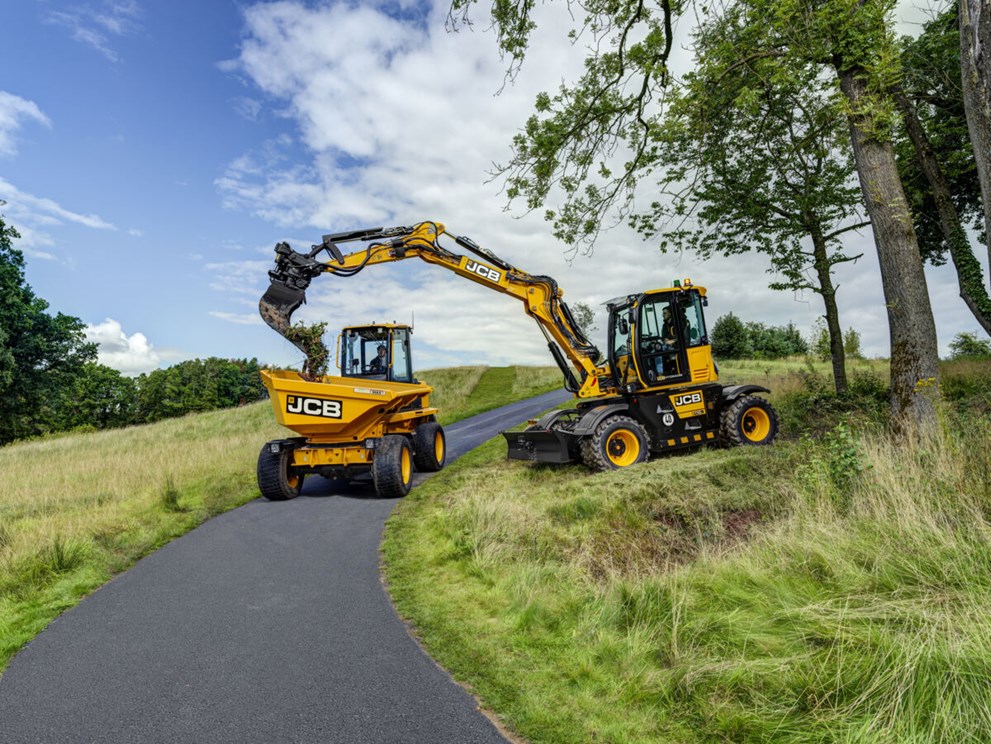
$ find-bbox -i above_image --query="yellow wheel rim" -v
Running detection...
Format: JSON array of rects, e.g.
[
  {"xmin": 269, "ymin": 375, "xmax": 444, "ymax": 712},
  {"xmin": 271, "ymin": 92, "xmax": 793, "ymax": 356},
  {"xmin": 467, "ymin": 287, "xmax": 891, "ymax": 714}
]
[
  {"xmin": 286, "ymin": 472, "xmax": 300, "ymax": 490},
  {"xmin": 401, "ymin": 447, "xmax": 412, "ymax": 483},
  {"xmin": 434, "ymin": 431, "xmax": 445, "ymax": 463},
  {"xmin": 742, "ymin": 407, "xmax": 771, "ymax": 441},
  {"xmin": 606, "ymin": 429, "xmax": 640, "ymax": 467}
]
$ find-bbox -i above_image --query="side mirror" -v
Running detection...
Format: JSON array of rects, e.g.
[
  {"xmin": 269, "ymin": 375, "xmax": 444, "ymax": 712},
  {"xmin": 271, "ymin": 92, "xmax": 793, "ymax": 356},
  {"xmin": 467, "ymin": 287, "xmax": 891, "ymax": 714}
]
[{"xmin": 619, "ymin": 318, "xmax": 629, "ymax": 335}]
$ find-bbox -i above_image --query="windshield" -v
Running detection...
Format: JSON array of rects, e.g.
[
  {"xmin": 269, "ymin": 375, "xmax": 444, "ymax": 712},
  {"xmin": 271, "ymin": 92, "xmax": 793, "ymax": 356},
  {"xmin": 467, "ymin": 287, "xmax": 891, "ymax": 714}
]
[{"xmin": 341, "ymin": 327, "xmax": 391, "ymax": 379}]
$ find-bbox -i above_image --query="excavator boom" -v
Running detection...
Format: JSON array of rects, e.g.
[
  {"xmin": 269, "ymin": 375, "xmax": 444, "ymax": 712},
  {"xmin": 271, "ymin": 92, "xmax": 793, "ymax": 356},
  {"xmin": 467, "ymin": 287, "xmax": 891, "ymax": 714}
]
[{"xmin": 259, "ymin": 221, "xmax": 605, "ymax": 397}]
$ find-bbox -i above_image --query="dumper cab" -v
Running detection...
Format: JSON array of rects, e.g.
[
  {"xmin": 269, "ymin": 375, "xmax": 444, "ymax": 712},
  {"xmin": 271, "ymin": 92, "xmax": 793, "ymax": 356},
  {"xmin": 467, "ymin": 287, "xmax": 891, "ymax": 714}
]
[
  {"xmin": 339, "ymin": 324, "xmax": 414, "ymax": 383},
  {"xmin": 257, "ymin": 322, "xmax": 447, "ymax": 501}
]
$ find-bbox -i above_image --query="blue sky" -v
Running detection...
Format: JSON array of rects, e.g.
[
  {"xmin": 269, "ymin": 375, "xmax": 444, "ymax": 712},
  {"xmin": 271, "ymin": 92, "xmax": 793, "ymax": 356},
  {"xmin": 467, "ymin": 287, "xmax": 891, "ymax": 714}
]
[{"xmin": 1, "ymin": 0, "xmax": 987, "ymax": 375}]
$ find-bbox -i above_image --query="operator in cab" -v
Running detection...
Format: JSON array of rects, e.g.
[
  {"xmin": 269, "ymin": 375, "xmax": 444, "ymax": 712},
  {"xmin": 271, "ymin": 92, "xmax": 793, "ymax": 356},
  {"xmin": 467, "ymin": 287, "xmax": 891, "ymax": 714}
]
[{"xmin": 369, "ymin": 344, "xmax": 388, "ymax": 373}]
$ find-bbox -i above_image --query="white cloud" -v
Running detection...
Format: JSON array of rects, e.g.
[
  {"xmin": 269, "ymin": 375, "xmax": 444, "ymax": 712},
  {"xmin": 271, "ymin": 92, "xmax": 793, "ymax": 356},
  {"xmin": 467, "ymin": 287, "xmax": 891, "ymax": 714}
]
[
  {"xmin": 0, "ymin": 177, "xmax": 115, "ymax": 231},
  {"xmin": 0, "ymin": 177, "xmax": 116, "ymax": 260},
  {"xmin": 209, "ymin": 311, "xmax": 265, "ymax": 326},
  {"xmin": 44, "ymin": 1, "xmax": 142, "ymax": 62},
  {"xmin": 0, "ymin": 91, "xmax": 51, "ymax": 156},
  {"xmin": 217, "ymin": 0, "xmax": 989, "ymax": 368},
  {"xmin": 85, "ymin": 318, "xmax": 160, "ymax": 375}
]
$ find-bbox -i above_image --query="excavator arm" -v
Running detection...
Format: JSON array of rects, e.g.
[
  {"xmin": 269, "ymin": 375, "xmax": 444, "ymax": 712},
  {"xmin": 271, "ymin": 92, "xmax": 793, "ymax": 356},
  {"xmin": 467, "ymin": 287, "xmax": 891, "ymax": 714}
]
[{"xmin": 259, "ymin": 221, "xmax": 609, "ymax": 398}]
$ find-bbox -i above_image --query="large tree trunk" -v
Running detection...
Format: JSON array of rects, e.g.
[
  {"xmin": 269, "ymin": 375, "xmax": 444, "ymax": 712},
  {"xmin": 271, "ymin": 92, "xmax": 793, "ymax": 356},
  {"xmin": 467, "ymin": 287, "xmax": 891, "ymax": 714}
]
[
  {"xmin": 809, "ymin": 224, "xmax": 848, "ymax": 394},
  {"xmin": 959, "ymin": 0, "xmax": 991, "ymax": 273},
  {"xmin": 894, "ymin": 89, "xmax": 991, "ymax": 335},
  {"xmin": 838, "ymin": 68, "xmax": 941, "ymax": 428}
]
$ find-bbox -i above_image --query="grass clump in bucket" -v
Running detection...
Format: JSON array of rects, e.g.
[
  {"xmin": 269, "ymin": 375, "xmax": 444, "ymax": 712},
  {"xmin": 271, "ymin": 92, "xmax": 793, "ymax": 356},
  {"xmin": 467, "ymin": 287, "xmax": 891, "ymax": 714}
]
[{"xmin": 285, "ymin": 321, "xmax": 329, "ymax": 380}]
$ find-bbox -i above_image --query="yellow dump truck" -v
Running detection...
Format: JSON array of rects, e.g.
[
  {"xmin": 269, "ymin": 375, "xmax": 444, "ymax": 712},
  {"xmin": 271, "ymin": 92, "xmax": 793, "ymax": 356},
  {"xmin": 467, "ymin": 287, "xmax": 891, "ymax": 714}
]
[{"xmin": 257, "ymin": 323, "xmax": 445, "ymax": 500}]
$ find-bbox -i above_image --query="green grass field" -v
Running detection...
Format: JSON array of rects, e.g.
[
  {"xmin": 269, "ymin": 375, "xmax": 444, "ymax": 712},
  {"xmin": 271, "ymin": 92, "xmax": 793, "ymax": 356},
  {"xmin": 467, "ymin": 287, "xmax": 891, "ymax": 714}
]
[{"xmin": 0, "ymin": 365, "xmax": 559, "ymax": 673}]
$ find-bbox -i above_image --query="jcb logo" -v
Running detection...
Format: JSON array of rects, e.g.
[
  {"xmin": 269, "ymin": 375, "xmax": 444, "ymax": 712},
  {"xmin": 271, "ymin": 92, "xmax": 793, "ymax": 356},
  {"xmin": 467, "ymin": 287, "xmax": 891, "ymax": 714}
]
[
  {"xmin": 671, "ymin": 390, "xmax": 706, "ymax": 418},
  {"xmin": 465, "ymin": 260, "xmax": 501, "ymax": 283},
  {"xmin": 286, "ymin": 396, "xmax": 342, "ymax": 419},
  {"xmin": 673, "ymin": 392, "xmax": 702, "ymax": 407}
]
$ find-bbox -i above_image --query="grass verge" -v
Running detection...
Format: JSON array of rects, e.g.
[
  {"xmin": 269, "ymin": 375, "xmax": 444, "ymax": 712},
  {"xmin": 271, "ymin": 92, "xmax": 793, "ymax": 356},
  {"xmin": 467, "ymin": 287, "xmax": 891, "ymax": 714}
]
[{"xmin": 383, "ymin": 403, "xmax": 991, "ymax": 742}]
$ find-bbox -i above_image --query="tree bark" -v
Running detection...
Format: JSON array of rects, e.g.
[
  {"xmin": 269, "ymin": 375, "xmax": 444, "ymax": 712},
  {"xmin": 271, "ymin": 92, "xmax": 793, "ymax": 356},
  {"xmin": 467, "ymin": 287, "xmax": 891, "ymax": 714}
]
[
  {"xmin": 838, "ymin": 68, "xmax": 941, "ymax": 428},
  {"xmin": 809, "ymin": 225, "xmax": 849, "ymax": 394},
  {"xmin": 959, "ymin": 0, "xmax": 991, "ymax": 273},
  {"xmin": 895, "ymin": 89, "xmax": 991, "ymax": 335}
]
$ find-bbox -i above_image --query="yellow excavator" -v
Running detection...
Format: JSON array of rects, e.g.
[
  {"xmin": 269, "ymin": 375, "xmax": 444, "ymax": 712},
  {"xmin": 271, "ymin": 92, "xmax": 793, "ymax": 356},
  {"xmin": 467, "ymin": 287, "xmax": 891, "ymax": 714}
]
[{"xmin": 257, "ymin": 221, "xmax": 777, "ymax": 499}]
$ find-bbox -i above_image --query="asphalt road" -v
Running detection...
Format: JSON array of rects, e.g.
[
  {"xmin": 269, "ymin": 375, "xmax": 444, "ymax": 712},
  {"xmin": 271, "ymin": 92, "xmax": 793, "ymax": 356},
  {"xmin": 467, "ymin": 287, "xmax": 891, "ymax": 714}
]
[{"xmin": 0, "ymin": 389, "xmax": 569, "ymax": 744}]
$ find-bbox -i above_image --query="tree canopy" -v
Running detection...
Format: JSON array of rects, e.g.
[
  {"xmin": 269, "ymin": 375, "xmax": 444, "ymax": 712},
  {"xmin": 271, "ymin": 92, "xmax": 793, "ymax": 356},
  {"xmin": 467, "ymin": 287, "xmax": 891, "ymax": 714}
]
[{"xmin": 0, "ymin": 209, "xmax": 97, "ymax": 444}]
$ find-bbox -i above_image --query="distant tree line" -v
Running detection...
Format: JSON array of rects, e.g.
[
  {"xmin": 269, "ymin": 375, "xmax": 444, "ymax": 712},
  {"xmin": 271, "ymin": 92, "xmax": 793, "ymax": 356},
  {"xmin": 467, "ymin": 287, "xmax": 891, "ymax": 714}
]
[
  {"xmin": 710, "ymin": 313, "xmax": 809, "ymax": 360},
  {"xmin": 0, "ymin": 209, "xmax": 267, "ymax": 446}
]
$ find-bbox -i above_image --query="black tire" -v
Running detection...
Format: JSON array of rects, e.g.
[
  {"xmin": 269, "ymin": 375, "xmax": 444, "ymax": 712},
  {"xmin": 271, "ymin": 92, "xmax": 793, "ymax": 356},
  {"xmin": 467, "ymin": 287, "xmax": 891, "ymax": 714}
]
[
  {"xmin": 257, "ymin": 443, "xmax": 305, "ymax": 501},
  {"xmin": 720, "ymin": 395, "xmax": 779, "ymax": 446},
  {"xmin": 580, "ymin": 415, "xmax": 650, "ymax": 472},
  {"xmin": 372, "ymin": 435, "xmax": 413, "ymax": 498},
  {"xmin": 412, "ymin": 422, "xmax": 446, "ymax": 472}
]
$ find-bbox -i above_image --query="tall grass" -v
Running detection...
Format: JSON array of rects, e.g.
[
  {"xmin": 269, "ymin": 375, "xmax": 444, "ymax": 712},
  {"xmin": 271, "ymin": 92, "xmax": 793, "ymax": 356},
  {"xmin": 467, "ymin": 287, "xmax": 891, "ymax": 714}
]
[{"xmin": 384, "ymin": 407, "xmax": 991, "ymax": 742}]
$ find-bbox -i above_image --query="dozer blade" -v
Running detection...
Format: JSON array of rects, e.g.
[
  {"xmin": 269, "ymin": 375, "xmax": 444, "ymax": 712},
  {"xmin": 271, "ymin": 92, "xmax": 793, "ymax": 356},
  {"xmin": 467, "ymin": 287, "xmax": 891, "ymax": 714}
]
[{"xmin": 503, "ymin": 428, "xmax": 578, "ymax": 464}]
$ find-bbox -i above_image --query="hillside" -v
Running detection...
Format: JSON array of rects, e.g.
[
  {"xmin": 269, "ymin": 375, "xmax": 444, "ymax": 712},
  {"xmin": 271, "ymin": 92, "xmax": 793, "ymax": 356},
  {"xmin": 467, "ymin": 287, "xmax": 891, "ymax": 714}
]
[{"xmin": 383, "ymin": 359, "xmax": 991, "ymax": 742}]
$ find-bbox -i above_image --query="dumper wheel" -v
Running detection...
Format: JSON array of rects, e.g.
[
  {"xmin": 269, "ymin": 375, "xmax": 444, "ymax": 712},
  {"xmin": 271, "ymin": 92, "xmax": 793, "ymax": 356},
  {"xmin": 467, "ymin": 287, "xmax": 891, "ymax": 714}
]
[
  {"xmin": 720, "ymin": 395, "xmax": 779, "ymax": 446},
  {"xmin": 413, "ymin": 422, "xmax": 446, "ymax": 472},
  {"xmin": 581, "ymin": 415, "xmax": 649, "ymax": 472},
  {"xmin": 372, "ymin": 435, "xmax": 413, "ymax": 498},
  {"xmin": 257, "ymin": 443, "xmax": 305, "ymax": 501}
]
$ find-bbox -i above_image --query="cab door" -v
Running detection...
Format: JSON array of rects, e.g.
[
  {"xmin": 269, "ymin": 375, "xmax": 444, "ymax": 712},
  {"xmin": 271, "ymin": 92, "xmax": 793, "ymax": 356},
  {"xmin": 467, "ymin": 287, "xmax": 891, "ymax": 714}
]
[{"xmin": 635, "ymin": 294, "xmax": 689, "ymax": 388}]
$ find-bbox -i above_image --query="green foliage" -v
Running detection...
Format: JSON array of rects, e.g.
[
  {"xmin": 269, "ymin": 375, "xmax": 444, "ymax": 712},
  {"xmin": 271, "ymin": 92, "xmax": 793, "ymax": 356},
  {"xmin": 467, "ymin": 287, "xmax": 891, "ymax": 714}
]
[
  {"xmin": 284, "ymin": 321, "xmax": 329, "ymax": 379},
  {"xmin": 898, "ymin": 6, "xmax": 986, "ymax": 261},
  {"xmin": 799, "ymin": 422, "xmax": 867, "ymax": 511},
  {"xmin": 745, "ymin": 320, "xmax": 808, "ymax": 359},
  {"xmin": 948, "ymin": 331, "xmax": 991, "ymax": 360},
  {"xmin": 56, "ymin": 363, "xmax": 137, "ymax": 431},
  {"xmin": 811, "ymin": 318, "xmax": 862, "ymax": 361},
  {"xmin": 710, "ymin": 312, "xmax": 750, "ymax": 359},
  {"xmin": 711, "ymin": 313, "xmax": 806, "ymax": 359},
  {"xmin": 775, "ymin": 363, "xmax": 889, "ymax": 436},
  {"xmin": 843, "ymin": 326, "xmax": 863, "ymax": 358},
  {"xmin": 134, "ymin": 357, "xmax": 267, "ymax": 424},
  {"xmin": 160, "ymin": 475, "xmax": 185, "ymax": 513},
  {"xmin": 0, "ymin": 210, "xmax": 97, "ymax": 444},
  {"xmin": 568, "ymin": 300, "xmax": 597, "ymax": 335},
  {"xmin": 940, "ymin": 358, "xmax": 991, "ymax": 415},
  {"xmin": 811, "ymin": 317, "xmax": 832, "ymax": 361}
]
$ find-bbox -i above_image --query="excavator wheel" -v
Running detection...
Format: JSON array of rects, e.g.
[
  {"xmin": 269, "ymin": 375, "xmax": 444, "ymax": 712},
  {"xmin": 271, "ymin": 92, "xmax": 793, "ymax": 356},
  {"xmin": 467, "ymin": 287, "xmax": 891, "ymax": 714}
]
[
  {"xmin": 373, "ymin": 435, "xmax": 414, "ymax": 498},
  {"xmin": 257, "ymin": 443, "xmax": 305, "ymax": 501},
  {"xmin": 581, "ymin": 415, "xmax": 650, "ymax": 472},
  {"xmin": 720, "ymin": 395, "xmax": 779, "ymax": 446},
  {"xmin": 413, "ymin": 422, "xmax": 446, "ymax": 472}
]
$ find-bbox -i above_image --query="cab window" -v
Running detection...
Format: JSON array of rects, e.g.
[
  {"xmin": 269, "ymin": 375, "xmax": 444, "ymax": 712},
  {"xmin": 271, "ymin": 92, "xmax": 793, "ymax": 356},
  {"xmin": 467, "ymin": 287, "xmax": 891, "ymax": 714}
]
[
  {"xmin": 341, "ymin": 328, "xmax": 390, "ymax": 379},
  {"xmin": 683, "ymin": 293, "xmax": 707, "ymax": 347},
  {"xmin": 391, "ymin": 328, "xmax": 413, "ymax": 383},
  {"xmin": 638, "ymin": 295, "xmax": 686, "ymax": 384},
  {"xmin": 609, "ymin": 304, "xmax": 637, "ymax": 387}
]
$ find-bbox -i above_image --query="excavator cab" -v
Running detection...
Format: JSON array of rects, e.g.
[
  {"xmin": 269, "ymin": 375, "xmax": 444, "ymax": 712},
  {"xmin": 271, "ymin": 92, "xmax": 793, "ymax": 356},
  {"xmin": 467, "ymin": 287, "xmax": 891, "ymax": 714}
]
[
  {"xmin": 338, "ymin": 324, "xmax": 414, "ymax": 384},
  {"xmin": 607, "ymin": 283, "xmax": 717, "ymax": 392}
]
